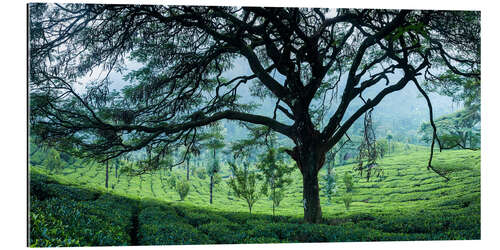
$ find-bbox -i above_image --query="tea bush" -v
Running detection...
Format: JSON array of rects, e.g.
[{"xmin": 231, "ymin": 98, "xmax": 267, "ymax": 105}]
[
  {"xmin": 137, "ymin": 206, "xmax": 211, "ymax": 245},
  {"xmin": 175, "ymin": 179, "xmax": 190, "ymax": 201},
  {"xmin": 198, "ymin": 222, "xmax": 247, "ymax": 244},
  {"xmin": 30, "ymin": 197, "xmax": 132, "ymax": 247}
]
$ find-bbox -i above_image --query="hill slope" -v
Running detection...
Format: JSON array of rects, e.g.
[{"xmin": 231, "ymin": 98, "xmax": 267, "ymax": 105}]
[{"xmin": 29, "ymin": 149, "xmax": 480, "ymax": 246}]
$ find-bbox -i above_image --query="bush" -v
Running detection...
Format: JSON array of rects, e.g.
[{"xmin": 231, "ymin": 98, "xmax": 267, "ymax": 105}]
[
  {"xmin": 198, "ymin": 222, "xmax": 246, "ymax": 244},
  {"xmin": 184, "ymin": 212, "xmax": 213, "ymax": 227},
  {"xmin": 138, "ymin": 206, "xmax": 180, "ymax": 225},
  {"xmin": 139, "ymin": 222, "xmax": 212, "ymax": 245},
  {"xmin": 30, "ymin": 197, "xmax": 132, "ymax": 247},
  {"xmin": 137, "ymin": 206, "xmax": 211, "ymax": 245},
  {"xmin": 45, "ymin": 183, "xmax": 98, "ymax": 201},
  {"xmin": 29, "ymin": 172, "xmax": 134, "ymax": 247},
  {"xmin": 342, "ymin": 193, "xmax": 352, "ymax": 211},
  {"xmin": 176, "ymin": 180, "xmax": 190, "ymax": 201},
  {"xmin": 222, "ymin": 212, "xmax": 253, "ymax": 224},
  {"xmin": 343, "ymin": 171, "xmax": 354, "ymax": 192},
  {"xmin": 247, "ymin": 222, "xmax": 299, "ymax": 240}
]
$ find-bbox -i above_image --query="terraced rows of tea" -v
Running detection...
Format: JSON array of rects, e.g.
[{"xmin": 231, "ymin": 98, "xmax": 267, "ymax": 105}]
[{"xmin": 29, "ymin": 149, "xmax": 480, "ymax": 246}]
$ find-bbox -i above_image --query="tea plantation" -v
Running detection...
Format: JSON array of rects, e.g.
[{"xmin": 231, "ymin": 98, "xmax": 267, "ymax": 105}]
[{"xmin": 29, "ymin": 149, "xmax": 480, "ymax": 246}]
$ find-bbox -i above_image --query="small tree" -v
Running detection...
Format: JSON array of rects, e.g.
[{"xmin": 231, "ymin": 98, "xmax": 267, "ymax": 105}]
[
  {"xmin": 203, "ymin": 123, "xmax": 225, "ymax": 204},
  {"xmin": 182, "ymin": 145, "xmax": 201, "ymax": 181},
  {"xmin": 228, "ymin": 161, "xmax": 262, "ymax": 214},
  {"xmin": 322, "ymin": 168, "xmax": 337, "ymax": 205},
  {"xmin": 343, "ymin": 171, "xmax": 354, "ymax": 193},
  {"xmin": 376, "ymin": 139, "xmax": 388, "ymax": 159},
  {"xmin": 176, "ymin": 179, "xmax": 190, "ymax": 201},
  {"xmin": 386, "ymin": 133, "xmax": 393, "ymax": 155},
  {"xmin": 342, "ymin": 193, "xmax": 352, "ymax": 211},
  {"xmin": 206, "ymin": 153, "xmax": 221, "ymax": 204},
  {"xmin": 257, "ymin": 146, "xmax": 294, "ymax": 216}
]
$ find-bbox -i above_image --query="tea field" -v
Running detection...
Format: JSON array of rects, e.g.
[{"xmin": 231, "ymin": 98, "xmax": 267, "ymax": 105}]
[{"xmin": 28, "ymin": 149, "xmax": 480, "ymax": 246}]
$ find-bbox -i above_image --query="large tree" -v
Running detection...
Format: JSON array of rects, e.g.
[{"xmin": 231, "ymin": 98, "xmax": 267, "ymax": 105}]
[{"xmin": 29, "ymin": 4, "xmax": 480, "ymax": 223}]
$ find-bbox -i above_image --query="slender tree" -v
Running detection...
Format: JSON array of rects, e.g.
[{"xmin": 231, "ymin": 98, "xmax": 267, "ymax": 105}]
[
  {"xmin": 29, "ymin": 5, "xmax": 480, "ymax": 223},
  {"xmin": 228, "ymin": 161, "xmax": 262, "ymax": 214},
  {"xmin": 386, "ymin": 133, "xmax": 393, "ymax": 155},
  {"xmin": 257, "ymin": 146, "xmax": 294, "ymax": 217},
  {"xmin": 202, "ymin": 123, "xmax": 225, "ymax": 204}
]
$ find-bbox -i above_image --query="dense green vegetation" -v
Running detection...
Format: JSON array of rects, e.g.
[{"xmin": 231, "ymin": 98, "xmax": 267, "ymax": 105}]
[{"xmin": 29, "ymin": 148, "xmax": 480, "ymax": 246}]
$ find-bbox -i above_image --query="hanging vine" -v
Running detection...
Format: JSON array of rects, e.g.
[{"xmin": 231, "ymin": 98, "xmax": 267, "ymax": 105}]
[{"xmin": 355, "ymin": 109, "xmax": 383, "ymax": 181}]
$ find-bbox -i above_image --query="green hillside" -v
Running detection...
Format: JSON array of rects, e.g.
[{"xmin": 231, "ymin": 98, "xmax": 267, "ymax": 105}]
[{"xmin": 29, "ymin": 149, "xmax": 480, "ymax": 246}]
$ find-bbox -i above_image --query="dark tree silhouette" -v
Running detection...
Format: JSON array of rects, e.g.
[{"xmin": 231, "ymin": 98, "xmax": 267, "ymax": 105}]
[{"xmin": 29, "ymin": 4, "xmax": 479, "ymax": 223}]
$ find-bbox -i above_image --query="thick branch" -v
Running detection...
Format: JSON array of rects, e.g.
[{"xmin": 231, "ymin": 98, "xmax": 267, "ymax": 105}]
[{"xmin": 114, "ymin": 110, "xmax": 293, "ymax": 139}]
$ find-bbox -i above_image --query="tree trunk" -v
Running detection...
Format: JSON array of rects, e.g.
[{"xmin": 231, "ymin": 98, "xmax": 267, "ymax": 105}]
[
  {"xmin": 115, "ymin": 163, "xmax": 118, "ymax": 179},
  {"xmin": 210, "ymin": 175, "xmax": 213, "ymax": 204},
  {"xmin": 105, "ymin": 160, "xmax": 109, "ymax": 189},
  {"xmin": 302, "ymin": 171, "xmax": 322, "ymax": 223},
  {"xmin": 293, "ymin": 145, "xmax": 325, "ymax": 224}
]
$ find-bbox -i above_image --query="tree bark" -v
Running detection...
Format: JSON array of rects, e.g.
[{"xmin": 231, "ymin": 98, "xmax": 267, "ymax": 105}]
[
  {"xmin": 302, "ymin": 170, "xmax": 322, "ymax": 223},
  {"xmin": 291, "ymin": 144, "xmax": 325, "ymax": 224}
]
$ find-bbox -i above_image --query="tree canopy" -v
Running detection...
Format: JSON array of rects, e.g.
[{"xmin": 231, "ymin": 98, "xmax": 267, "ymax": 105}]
[{"xmin": 29, "ymin": 4, "xmax": 480, "ymax": 223}]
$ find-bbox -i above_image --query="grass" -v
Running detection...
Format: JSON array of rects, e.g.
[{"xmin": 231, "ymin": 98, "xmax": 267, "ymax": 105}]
[{"xmin": 29, "ymin": 148, "xmax": 481, "ymax": 246}]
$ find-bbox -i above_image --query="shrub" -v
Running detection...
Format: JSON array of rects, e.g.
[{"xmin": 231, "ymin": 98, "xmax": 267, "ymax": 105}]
[
  {"xmin": 343, "ymin": 171, "xmax": 354, "ymax": 192},
  {"xmin": 176, "ymin": 180, "xmax": 190, "ymax": 201},
  {"xmin": 198, "ymin": 222, "xmax": 246, "ymax": 244},
  {"xmin": 184, "ymin": 212, "xmax": 212, "ymax": 227},
  {"xmin": 342, "ymin": 193, "xmax": 352, "ymax": 211},
  {"xmin": 29, "ymin": 197, "xmax": 132, "ymax": 247},
  {"xmin": 29, "ymin": 172, "xmax": 134, "ymax": 247},
  {"xmin": 138, "ymin": 206, "xmax": 211, "ymax": 245},
  {"xmin": 45, "ymin": 183, "xmax": 98, "ymax": 201},
  {"xmin": 222, "ymin": 212, "xmax": 253, "ymax": 224},
  {"xmin": 138, "ymin": 206, "xmax": 180, "ymax": 225},
  {"xmin": 247, "ymin": 222, "xmax": 299, "ymax": 240},
  {"xmin": 139, "ymin": 222, "xmax": 212, "ymax": 245}
]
